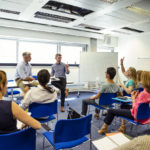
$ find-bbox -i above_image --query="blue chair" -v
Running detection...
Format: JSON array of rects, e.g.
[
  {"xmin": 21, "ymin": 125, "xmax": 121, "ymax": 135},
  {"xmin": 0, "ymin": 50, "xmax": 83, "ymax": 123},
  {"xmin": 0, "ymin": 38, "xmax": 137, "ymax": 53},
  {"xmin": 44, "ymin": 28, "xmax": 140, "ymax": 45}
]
[
  {"xmin": 123, "ymin": 90, "xmax": 131, "ymax": 97},
  {"xmin": 43, "ymin": 114, "xmax": 92, "ymax": 150},
  {"xmin": 118, "ymin": 102, "xmax": 150, "ymax": 135},
  {"xmin": 32, "ymin": 75, "xmax": 37, "ymax": 80},
  {"xmin": 7, "ymin": 80, "xmax": 20, "ymax": 96},
  {"xmin": 28, "ymin": 100, "xmax": 58, "ymax": 123},
  {"xmin": 88, "ymin": 93, "xmax": 117, "ymax": 113},
  {"xmin": 137, "ymin": 88, "xmax": 144, "ymax": 93},
  {"xmin": 0, "ymin": 128, "xmax": 36, "ymax": 150}
]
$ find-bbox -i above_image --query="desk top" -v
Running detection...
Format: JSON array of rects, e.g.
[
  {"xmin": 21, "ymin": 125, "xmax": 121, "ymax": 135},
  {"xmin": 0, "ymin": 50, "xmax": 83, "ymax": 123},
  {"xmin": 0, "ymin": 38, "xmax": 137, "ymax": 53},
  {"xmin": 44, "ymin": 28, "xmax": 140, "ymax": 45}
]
[{"xmin": 112, "ymin": 97, "xmax": 132, "ymax": 103}]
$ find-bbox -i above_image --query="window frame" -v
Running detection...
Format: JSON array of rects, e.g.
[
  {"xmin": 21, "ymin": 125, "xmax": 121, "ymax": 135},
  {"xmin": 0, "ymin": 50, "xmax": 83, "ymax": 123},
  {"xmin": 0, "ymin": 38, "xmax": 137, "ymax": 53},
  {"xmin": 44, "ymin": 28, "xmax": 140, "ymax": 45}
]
[{"xmin": 0, "ymin": 37, "xmax": 87, "ymax": 66}]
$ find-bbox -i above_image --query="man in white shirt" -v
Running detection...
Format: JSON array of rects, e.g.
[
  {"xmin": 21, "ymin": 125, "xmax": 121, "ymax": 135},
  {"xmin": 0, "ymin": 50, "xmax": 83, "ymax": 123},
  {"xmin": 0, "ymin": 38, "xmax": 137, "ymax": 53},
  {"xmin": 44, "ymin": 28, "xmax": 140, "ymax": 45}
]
[{"xmin": 15, "ymin": 52, "xmax": 38, "ymax": 92}]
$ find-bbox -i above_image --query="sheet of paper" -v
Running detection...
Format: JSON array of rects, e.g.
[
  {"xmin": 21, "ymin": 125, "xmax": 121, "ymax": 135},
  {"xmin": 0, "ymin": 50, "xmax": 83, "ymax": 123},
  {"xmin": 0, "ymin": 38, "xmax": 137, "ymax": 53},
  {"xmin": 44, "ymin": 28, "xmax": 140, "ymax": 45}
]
[
  {"xmin": 92, "ymin": 137, "xmax": 118, "ymax": 150},
  {"xmin": 109, "ymin": 133, "xmax": 130, "ymax": 145}
]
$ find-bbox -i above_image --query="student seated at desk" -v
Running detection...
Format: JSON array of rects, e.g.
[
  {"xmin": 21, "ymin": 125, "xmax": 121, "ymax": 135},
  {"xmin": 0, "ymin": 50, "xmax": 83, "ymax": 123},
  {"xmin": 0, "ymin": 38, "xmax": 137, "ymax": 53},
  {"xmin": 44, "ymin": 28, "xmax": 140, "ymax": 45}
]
[
  {"xmin": 21, "ymin": 69, "xmax": 57, "ymax": 110},
  {"xmin": 0, "ymin": 70, "xmax": 41, "ymax": 134},
  {"xmin": 137, "ymin": 70, "xmax": 143, "ymax": 88},
  {"xmin": 98, "ymin": 71, "xmax": 150, "ymax": 135},
  {"xmin": 120, "ymin": 57, "xmax": 137, "ymax": 95},
  {"xmin": 81, "ymin": 67, "xmax": 122, "ymax": 118}
]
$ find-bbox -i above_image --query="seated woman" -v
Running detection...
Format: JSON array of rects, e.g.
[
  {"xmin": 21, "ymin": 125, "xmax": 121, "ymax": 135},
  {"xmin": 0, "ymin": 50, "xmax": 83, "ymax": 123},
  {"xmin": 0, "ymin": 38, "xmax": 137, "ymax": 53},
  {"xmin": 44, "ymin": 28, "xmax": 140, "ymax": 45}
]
[
  {"xmin": 21, "ymin": 69, "xmax": 57, "ymax": 110},
  {"xmin": 137, "ymin": 70, "xmax": 143, "ymax": 88},
  {"xmin": 81, "ymin": 67, "xmax": 122, "ymax": 118},
  {"xmin": 98, "ymin": 71, "xmax": 150, "ymax": 134},
  {"xmin": 120, "ymin": 57, "xmax": 137, "ymax": 95},
  {"xmin": 0, "ymin": 70, "xmax": 41, "ymax": 134}
]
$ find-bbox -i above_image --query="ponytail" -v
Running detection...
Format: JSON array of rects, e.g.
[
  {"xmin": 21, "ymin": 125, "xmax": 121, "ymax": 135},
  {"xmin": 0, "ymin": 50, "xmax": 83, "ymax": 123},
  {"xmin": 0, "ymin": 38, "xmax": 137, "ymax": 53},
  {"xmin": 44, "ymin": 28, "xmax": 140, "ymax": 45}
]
[{"xmin": 43, "ymin": 85, "xmax": 55, "ymax": 94}]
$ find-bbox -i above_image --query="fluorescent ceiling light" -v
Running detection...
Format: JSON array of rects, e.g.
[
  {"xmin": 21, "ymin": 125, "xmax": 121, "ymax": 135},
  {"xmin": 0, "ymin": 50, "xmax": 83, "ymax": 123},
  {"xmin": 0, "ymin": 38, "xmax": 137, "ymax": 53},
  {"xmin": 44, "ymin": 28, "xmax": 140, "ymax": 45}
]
[
  {"xmin": 100, "ymin": 0, "xmax": 118, "ymax": 4},
  {"xmin": 126, "ymin": 6, "xmax": 150, "ymax": 17}
]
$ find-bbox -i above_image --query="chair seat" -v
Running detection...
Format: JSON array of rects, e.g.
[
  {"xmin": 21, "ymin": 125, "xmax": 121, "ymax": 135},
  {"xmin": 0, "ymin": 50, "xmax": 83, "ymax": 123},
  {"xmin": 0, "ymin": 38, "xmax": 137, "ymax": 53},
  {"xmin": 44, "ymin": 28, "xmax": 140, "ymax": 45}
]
[
  {"xmin": 44, "ymin": 131, "xmax": 88, "ymax": 150},
  {"xmin": 118, "ymin": 116, "xmax": 141, "ymax": 125},
  {"xmin": 36, "ymin": 115, "xmax": 56, "ymax": 123},
  {"xmin": 8, "ymin": 90, "xmax": 20, "ymax": 95}
]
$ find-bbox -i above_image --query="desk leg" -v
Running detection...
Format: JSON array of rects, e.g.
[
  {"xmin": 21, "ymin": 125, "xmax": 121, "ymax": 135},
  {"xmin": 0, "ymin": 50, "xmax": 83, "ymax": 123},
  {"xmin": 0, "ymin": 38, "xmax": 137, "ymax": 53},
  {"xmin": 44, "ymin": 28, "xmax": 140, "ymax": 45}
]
[{"xmin": 11, "ymin": 89, "xmax": 13, "ymax": 99}]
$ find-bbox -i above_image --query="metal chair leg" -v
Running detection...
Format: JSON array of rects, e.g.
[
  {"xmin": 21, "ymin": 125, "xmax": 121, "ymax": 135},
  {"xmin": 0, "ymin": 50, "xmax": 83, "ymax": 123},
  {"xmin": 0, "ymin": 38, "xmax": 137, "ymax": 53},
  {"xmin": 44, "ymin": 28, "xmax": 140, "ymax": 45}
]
[{"xmin": 43, "ymin": 136, "xmax": 45, "ymax": 150}]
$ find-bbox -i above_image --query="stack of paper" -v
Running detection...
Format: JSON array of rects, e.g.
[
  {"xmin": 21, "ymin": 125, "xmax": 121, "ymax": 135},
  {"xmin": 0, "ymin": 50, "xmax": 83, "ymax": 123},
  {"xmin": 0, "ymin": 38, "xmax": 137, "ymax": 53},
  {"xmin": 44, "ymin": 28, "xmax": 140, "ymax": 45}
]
[{"xmin": 92, "ymin": 133, "xmax": 130, "ymax": 150}]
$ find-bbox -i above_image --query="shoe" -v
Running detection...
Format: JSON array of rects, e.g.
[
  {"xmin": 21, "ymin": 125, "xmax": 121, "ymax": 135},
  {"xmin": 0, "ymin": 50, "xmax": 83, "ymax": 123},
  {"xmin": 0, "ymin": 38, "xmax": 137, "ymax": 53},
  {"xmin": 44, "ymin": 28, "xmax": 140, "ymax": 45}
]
[
  {"xmin": 98, "ymin": 127, "xmax": 108, "ymax": 134},
  {"xmin": 117, "ymin": 125, "xmax": 126, "ymax": 134},
  {"xmin": 61, "ymin": 106, "xmax": 65, "ymax": 112},
  {"xmin": 94, "ymin": 113, "xmax": 99, "ymax": 120}
]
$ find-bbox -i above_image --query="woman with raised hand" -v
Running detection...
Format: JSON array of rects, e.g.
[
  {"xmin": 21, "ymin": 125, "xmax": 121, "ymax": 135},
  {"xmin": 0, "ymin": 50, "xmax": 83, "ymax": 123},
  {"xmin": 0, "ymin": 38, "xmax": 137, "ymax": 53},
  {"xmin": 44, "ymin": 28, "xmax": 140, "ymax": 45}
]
[{"xmin": 120, "ymin": 57, "xmax": 137, "ymax": 95}]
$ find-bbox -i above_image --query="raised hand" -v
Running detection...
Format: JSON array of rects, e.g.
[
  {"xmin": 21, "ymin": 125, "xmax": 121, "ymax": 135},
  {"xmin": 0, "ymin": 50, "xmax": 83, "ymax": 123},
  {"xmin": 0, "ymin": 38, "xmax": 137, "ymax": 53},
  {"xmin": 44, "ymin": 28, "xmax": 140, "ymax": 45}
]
[{"xmin": 120, "ymin": 57, "xmax": 125, "ymax": 65}]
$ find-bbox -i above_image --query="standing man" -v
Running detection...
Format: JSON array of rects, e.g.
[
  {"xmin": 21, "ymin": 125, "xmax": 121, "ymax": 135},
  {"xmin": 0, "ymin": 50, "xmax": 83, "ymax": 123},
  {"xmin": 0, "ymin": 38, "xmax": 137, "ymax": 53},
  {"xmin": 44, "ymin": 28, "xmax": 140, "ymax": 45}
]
[
  {"xmin": 51, "ymin": 53, "xmax": 70, "ymax": 112},
  {"xmin": 15, "ymin": 52, "xmax": 38, "ymax": 93}
]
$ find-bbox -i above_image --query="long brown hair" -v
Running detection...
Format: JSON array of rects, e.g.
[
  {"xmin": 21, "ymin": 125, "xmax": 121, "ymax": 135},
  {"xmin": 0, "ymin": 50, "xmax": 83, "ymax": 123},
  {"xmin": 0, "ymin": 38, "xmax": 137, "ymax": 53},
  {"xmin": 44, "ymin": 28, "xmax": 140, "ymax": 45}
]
[
  {"xmin": 141, "ymin": 71, "xmax": 150, "ymax": 93},
  {"xmin": 137, "ymin": 70, "xmax": 143, "ymax": 82},
  {"xmin": 128, "ymin": 67, "xmax": 137, "ymax": 88},
  {"xmin": 0, "ymin": 70, "xmax": 7, "ymax": 92},
  {"xmin": 37, "ymin": 69, "xmax": 55, "ymax": 93}
]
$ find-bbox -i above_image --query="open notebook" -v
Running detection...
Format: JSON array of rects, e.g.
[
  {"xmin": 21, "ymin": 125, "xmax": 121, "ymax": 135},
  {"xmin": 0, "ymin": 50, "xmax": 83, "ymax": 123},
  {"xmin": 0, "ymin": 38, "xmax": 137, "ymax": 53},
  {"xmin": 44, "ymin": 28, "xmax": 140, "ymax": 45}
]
[{"xmin": 92, "ymin": 133, "xmax": 130, "ymax": 150}]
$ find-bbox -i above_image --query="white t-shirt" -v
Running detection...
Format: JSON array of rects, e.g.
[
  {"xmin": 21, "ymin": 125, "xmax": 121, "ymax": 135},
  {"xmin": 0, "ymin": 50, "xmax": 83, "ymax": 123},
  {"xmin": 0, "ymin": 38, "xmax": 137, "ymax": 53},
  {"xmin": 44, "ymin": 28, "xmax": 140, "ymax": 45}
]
[{"xmin": 21, "ymin": 85, "xmax": 57, "ymax": 110}]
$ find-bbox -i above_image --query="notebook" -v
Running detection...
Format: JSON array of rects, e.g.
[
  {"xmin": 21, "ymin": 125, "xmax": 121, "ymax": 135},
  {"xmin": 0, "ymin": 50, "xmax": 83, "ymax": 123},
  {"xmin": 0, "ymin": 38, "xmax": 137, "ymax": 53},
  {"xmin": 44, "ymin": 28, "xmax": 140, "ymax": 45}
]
[{"xmin": 92, "ymin": 133, "xmax": 130, "ymax": 150}]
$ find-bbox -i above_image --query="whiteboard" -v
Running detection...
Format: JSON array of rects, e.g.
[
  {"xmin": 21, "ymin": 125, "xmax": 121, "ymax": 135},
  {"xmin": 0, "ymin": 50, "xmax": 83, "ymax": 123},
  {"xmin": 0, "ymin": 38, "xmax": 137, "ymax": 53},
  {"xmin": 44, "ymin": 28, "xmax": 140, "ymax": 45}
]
[{"xmin": 79, "ymin": 52, "xmax": 118, "ymax": 82}]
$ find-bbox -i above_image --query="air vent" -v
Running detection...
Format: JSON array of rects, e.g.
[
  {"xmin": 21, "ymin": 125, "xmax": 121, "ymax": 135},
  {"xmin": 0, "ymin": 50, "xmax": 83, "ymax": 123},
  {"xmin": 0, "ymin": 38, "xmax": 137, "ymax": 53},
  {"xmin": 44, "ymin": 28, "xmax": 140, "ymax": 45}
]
[
  {"xmin": 78, "ymin": 24, "xmax": 104, "ymax": 31},
  {"xmin": 35, "ymin": 11, "xmax": 75, "ymax": 23},
  {"xmin": 112, "ymin": 30, "xmax": 130, "ymax": 35},
  {"xmin": 43, "ymin": 1, "xmax": 93, "ymax": 17},
  {"xmin": 121, "ymin": 27, "xmax": 144, "ymax": 33},
  {"xmin": 0, "ymin": 9, "xmax": 20, "ymax": 15}
]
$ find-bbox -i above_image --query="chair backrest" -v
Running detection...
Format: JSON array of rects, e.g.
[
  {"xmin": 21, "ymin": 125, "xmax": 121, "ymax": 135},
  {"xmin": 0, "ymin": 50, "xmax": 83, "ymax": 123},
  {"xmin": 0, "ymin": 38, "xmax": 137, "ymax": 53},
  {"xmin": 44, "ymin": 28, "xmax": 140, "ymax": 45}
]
[
  {"xmin": 28, "ymin": 100, "xmax": 57, "ymax": 118},
  {"xmin": 54, "ymin": 114, "xmax": 92, "ymax": 143},
  {"xmin": 137, "ymin": 88, "xmax": 144, "ymax": 93},
  {"xmin": 123, "ymin": 90, "xmax": 131, "ymax": 97},
  {"xmin": 136, "ymin": 102, "xmax": 150, "ymax": 120},
  {"xmin": 32, "ymin": 75, "xmax": 37, "ymax": 80},
  {"xmin": 0, "ymin": 128, "xmax": 36, "ymax": 150},
  {"xmin": 99, "ymin": 93, "xmax": 117, "ymax": 106},
  {"xmin": 8, "ymin": 80, "xmax": 14, "ymax": 82}
]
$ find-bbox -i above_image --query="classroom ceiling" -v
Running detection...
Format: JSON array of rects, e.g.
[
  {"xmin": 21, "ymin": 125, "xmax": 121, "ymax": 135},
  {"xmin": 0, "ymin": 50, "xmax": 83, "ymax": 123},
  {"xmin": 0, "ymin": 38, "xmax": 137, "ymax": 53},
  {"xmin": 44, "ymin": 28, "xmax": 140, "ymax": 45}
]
[{"xmin": 0, "ymin": 0, "xmax": 150, "ymax": 37}]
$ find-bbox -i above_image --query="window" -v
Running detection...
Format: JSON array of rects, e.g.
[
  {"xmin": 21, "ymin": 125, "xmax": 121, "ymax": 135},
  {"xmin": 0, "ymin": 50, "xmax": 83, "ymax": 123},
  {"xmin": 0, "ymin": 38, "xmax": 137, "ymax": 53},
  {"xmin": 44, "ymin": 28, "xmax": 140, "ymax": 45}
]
[
  {"xmin": 18, "ymin": 41, "xmax": 57, "ymax": 64},
  {"xmin": 60, "ymin": 45, "xmax": 83, "ymax": 64},
  {"xmin": 0, "ymin": 39, "xmax": 17, "ymax": 63}
]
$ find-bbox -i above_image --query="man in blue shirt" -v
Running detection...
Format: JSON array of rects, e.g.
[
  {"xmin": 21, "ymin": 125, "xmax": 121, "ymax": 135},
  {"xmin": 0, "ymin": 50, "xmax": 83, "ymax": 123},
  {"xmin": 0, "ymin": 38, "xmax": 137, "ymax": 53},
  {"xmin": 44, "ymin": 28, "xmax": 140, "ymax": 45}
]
[
  {"xmin": 51, "ymin": 53, "xmax": 70, "ymax": 112},
  {"xmin": 15, "ymin": 52, "xmax": 38, "ymax": 92}
]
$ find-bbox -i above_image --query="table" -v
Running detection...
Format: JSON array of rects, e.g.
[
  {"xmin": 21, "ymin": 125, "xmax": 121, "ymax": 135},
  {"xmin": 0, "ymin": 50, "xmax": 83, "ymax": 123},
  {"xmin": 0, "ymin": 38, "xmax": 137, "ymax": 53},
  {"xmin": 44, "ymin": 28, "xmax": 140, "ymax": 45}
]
[{"xmin": 66, "ymin": 83, "xmax": 85, "ymax": 97}]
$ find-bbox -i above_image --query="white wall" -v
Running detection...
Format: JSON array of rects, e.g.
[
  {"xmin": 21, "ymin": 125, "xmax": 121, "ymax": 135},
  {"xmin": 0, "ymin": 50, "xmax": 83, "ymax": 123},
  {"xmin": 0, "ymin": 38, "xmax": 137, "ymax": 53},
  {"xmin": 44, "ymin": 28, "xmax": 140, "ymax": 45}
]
[{"xmin": 117, "ymin": 32, "xmax": 150, "ymax": 81}]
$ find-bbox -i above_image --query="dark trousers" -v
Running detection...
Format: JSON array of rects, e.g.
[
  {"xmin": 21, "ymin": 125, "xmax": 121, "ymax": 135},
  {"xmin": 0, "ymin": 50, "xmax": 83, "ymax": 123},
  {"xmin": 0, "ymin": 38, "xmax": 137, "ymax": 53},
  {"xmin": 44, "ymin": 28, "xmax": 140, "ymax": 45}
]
[
  {"xmin": 82, "ymin": 99, "xmax": 100, "ymax": 115},
  {"xmin": 104, "ymin": 105, "xmax": 134, "ymax": 125},
  {"xmin": 52, "ymin": 77, "xmax": 66, "ymax": 107}
]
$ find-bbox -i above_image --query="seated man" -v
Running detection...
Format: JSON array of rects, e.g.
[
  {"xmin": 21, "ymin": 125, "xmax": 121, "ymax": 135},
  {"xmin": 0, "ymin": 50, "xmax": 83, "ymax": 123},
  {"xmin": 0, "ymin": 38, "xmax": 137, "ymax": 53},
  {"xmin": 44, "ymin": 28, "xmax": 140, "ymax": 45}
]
[
  {"xmin": 15, "ymin": 52, "xmax": 38, "ymax": 93},
  {"xmin": 81, "ymin": 67, "xmax": 122, "ymax": 117}
]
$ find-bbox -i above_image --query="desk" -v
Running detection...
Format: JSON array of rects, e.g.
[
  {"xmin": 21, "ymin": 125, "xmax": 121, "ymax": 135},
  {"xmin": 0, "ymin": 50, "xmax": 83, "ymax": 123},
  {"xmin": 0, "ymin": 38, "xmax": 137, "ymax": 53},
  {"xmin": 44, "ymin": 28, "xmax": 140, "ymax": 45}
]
[
  {"xmin": 66, "ymin": 83, "xmax": 85, "ymax": 97},
  {"xmin": 112, "ymin": 97, "xmax": 132, "ymax": 103}
]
